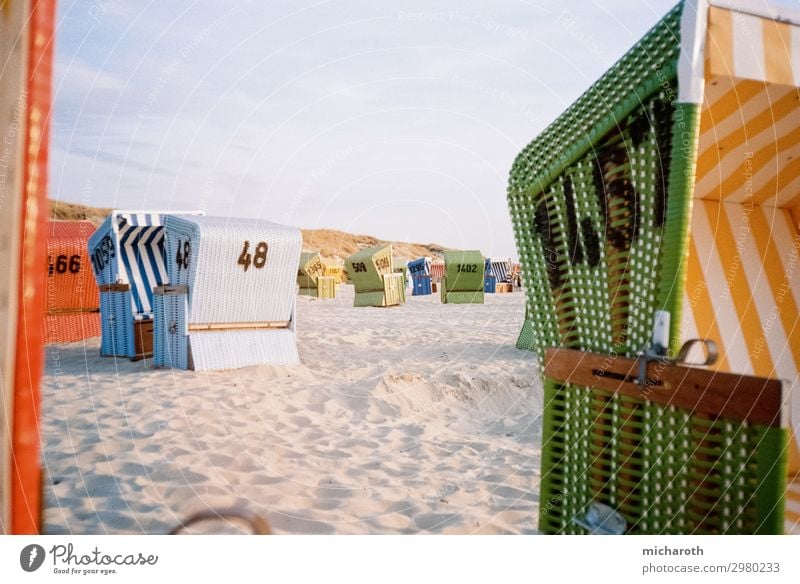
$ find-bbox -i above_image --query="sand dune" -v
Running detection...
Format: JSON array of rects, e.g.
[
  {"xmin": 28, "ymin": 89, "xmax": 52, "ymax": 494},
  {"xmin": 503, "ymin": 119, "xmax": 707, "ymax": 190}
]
[{"xmin": 40, "ymin": 287, "xmax": 542, "ymax": 534}]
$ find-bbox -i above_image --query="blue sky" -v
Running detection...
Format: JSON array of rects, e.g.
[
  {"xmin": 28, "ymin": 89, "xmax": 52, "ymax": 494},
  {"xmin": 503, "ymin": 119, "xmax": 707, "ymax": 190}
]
[{"xmin": 52, "ymin": 0, "xmax": 682, "ymax": 258}]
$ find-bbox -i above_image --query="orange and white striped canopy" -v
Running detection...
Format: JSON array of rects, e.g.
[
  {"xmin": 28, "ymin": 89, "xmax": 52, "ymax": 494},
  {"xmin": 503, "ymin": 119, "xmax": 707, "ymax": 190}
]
[{"xmin": 677, "ymin": 0, "xmax": 800, "ymax": 531}]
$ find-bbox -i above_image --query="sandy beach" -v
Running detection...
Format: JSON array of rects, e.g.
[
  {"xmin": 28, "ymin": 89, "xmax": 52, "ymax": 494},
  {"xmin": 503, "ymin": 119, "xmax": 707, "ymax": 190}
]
[{"xmin": 40, "ymin": 287, "xmax": 542, "ymax": 534}]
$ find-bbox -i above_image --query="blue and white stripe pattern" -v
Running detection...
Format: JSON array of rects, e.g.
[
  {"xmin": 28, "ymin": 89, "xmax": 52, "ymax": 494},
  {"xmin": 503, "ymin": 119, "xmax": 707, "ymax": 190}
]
[
  {"xmin": 115, "ymin": 213, "xmax": 169, "ymax": 316},
  {"xmin": 488, "ymin": 257, "xmax": 511, "ymax": 283},
  {"xmin": 407, "ymin": 257, "xmax": 431, "ymax": 277}
]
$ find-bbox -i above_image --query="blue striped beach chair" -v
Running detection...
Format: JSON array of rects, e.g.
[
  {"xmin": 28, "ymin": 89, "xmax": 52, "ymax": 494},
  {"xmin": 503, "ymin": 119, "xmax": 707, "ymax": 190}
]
[
  {"xmin": 88, "ymin": 211, "xmax": 202, "ymax": 359},
  {"xmin": 408, "ymin": 257, "xmax": 432, "ymax": 296},
  {"xmin": 154, "ymin": 215, "xmax": 302, "ymax": 370},
  {"xmin": 483, "ymin": 258, "xmax": 496, "ymax": 294},
  {"xmin": 488, "ymin": 257, "xmax": 511, "ymax": 284}
]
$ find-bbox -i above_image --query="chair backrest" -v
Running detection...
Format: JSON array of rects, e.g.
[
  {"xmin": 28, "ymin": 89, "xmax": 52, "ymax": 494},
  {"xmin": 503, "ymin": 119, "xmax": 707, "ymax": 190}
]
[
  {"xmin": 345, "ymin": 245, "xmax": 394, "ymax": 293},
  {"xmin": 407, "ymin": 257, "xmax": 431, "ymax": 278},
  {"xmin": 88, "ymin": 212, "xmax": 169, "ymax": 316},
  {"xmin": 164, "ymin": 215, "xmax": 301, "ymax": 325},
  {"xmin": 443, "ymin": 250, "xmax": 485, "ymax": 293}
]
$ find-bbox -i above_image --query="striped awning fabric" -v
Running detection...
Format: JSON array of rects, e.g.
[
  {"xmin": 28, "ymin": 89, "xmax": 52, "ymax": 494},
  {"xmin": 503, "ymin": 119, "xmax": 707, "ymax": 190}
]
[
  {"xmin": 488, "ymin": 257, "xmax": 512, "ymax": 283},
  {"xmin": 430, "ymin": 262, "xmax": 444, "ymax": 280},
  {"xmin": 685, "ymin": 1, "xmax": 800, "ymax": 469},
  {"xmin": 706, "ymin": 4, "xmax": 800, "ymax": 88},
  {"xmin": 115, "ymin": 213, "xmax": 168, "ymax": 315},
  {"xmin": 695, "ymin": 4, "xmax": 800, "ymax": 207}
]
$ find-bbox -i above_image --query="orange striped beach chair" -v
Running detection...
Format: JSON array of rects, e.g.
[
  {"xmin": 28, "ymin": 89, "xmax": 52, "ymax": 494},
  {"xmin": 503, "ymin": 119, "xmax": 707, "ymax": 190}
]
[{"xmin": 508, "ymin": 0, "xmax": 800, "ymax": 533}]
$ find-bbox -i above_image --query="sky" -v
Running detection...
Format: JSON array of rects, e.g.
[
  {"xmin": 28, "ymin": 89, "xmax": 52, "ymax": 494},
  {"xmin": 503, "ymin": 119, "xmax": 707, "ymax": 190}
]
[{"xmin": 51, "ymin": 0, "xmax": 685, "ymax": 258}]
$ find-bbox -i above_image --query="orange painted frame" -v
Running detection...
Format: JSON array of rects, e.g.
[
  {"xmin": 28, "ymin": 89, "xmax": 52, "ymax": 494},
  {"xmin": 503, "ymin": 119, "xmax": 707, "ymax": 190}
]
[{"xmin": 11, "ymin": 0, "xmax": 55, "ymax": 534}]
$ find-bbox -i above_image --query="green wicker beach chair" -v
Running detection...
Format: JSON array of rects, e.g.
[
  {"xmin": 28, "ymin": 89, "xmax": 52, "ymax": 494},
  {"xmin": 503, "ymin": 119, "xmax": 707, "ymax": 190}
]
[
  {"xmin": 297, "ymin": 252, "xmax": 335, "ymax": 299},
  {"xmin": 345, "ymin": 245, "xmax": 405, "ymax": 307},
  {"xmin": 506, "ymin": 0, "xmax": 800, "ymax": 533},
  {"xmin": 440, "ymin": 250, "xmax": 485, "ymax": 304}
]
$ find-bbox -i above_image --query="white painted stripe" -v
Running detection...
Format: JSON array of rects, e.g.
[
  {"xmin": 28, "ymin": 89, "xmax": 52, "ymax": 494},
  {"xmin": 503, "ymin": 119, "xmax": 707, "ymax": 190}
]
[
  {"xmin": 710, "ymin": 0, "xmax": 800, "ymax": 27},
  {"xmin": 680, "ymin": 291, "xmax": 708, "ymax": 363},
  {"xmin": 746, "ymin": 141, "xmax": 800, "ymax": 204},
  {"xmin": 691, "ymin": 202, "xmax": 755, "ymax": 373},
  {"xmin": 773, "ymin": 172, "xmax": 800, "ymax": 209},
  {"xmin": 764, "ymin": 207, "xmax": 800, "ymax": 317},
  {"xmin": 733, "ymin": 11, "xmax": 766, "ymax": 81},
  {"xmin": 697, "ymin": 84, "xmax": 794, "ymax": 163},
  {"xmin": 724, "ymin": 203, "xmax": 795, "ymax": 379},
  {"xmin": 678, "ymin": 0, "xmax": 708, "ymax": 104},
  {"xmin": 694, "ymin": 107, "xmax": 799, "ymax": 202}
]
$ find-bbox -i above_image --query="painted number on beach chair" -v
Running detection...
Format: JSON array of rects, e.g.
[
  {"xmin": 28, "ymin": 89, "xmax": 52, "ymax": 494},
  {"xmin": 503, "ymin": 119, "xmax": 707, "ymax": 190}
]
[
  {"xmin": 238, "ymin": 240, "xmax": 269, "ymax": 272},
  {"xmin": 175, "ymin": 239, "xmax": 191, "ymax": 270},
  {"xmin": 352, "ymin": 262, "xmax": 367, "ymax": 273},
  {"xmin": 456, "ymin": 264, "xmax": 478, "ymax": 273},
  {"xmin": 90, "ymin": 234, "xmax": 115, "ymax": 274},
  {"xmin": 49, "ymin": 254, "xmax": 81, "ymax": 276},
  {"xmin": 375, "ymin": 257, "xmax": 390, "ymax": 271}
]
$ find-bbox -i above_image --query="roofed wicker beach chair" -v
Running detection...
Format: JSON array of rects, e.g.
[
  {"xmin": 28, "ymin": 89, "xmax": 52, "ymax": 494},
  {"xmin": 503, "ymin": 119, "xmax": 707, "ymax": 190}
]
[
  {"xmin": 153, "ymin": 215, "xmax": 302, "ymax": 370},
  {"xmin": 89, "ymin": 211, "xmax": 201, "ymax": 360},
  {"xmin": 345, "ymin": 245, "xmax": 405, "ymax": 307},
  {"xmin": 408, "ymin": 257, "xmax": 433, "ymax": 296},
  {"xmin": 297, "ymin": 252, "xmax": 336, "ymax": 299},
  {"xmin": 322, "ymin": 260, "xmax": 345, "ymax": 284},
  {"xmin": 44, "ymin": 221, "xmax": 101, "ymax": 343},
  {"xmin": 506, "ymin": 0, "xmax": 800, "ymax": 534},
  {"xmin": 440, "ymin": 250, "xmax": 485, "ymax": 304}
]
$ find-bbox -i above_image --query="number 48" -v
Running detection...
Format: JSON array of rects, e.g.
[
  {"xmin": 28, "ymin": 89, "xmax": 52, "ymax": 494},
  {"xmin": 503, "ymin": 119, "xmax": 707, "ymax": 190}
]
[{"xmin": 238, "ymin": 240, "xmax": 268, "ymax": 272}]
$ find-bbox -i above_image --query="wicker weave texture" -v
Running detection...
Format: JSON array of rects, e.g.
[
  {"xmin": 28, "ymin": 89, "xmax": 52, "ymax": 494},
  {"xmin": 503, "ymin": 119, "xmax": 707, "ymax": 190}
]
[
  {"xmin": 45, "ymin": 221, "xmax": 99, "ymax": 314},
  {"xmin": 512, "ymin": 86, "xmax": 682, "ymax": 356},
  {"xmin": 441, "ymin": 250, "xmax": 485, "ymax": 304},
  {"xmin": 189, "ymin": 329, "xmax": 299, "ymax": 370},
  {"xmin": 539, "ymin": 378, "xmax": 788, "ymax": 535},
  {"xmin": 43, "ymin": 313, "xmax": 101, "ymax": 344},
  {"xmin": 153, "ymin": 290, "xmax": 188, "ymax": 369},
  {"xmin": 507, "ymin": 4, "xmax": 685, "ymax": 355},
  {"xmin": 99, "ymin": 290, "xmax": 134, "ymax": 357},
  {"xmin": 164, "ymin": 215, "xmax": 302, "ymax": 325}
]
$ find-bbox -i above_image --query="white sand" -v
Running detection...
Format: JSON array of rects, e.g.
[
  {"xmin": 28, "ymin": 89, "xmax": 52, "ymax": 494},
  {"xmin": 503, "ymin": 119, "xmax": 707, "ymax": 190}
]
[{"xmin": 40, "ymin": 286, "xmax": 543, "ymax": 534}]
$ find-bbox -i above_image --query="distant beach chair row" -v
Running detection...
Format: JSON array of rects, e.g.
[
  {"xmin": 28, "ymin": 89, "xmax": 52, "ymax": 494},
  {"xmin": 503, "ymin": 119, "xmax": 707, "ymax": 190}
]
[
  {"xmin": 339, "ymin": 246, "xmax": 521, "ymax": 307},
  {"xmin": 45, "ymin": 215, "xmax": 521, "ymax": 367}
]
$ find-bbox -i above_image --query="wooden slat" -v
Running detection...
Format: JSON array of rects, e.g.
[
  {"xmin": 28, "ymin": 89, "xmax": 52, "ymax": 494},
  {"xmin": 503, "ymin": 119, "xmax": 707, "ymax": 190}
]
[
  {"xmin": 189, "ymin": 321, "xmax": 290, "ymax": 331},
  {"xmin": 98, "ymin": 283, "xmax": 130, "ymax": 293},
  {"xmin": 153, "ymin": 285, "xmax": 188, "ymax": 296},
  {"xmin": 544, "ymin": 348, "xmax": 785, "ymax": 428}
]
